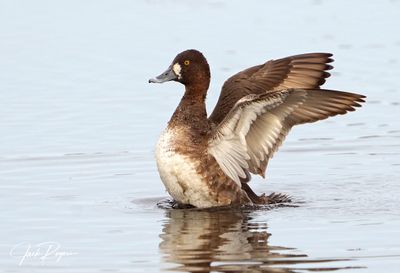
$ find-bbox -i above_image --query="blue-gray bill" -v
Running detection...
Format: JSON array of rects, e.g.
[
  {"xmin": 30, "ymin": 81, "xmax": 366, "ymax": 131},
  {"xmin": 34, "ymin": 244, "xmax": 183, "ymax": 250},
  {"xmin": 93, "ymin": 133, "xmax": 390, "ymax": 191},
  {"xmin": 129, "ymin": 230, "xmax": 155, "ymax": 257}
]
[{"xmin": 149, "ymin": 66, "xmax": 177, "ymax": 83}]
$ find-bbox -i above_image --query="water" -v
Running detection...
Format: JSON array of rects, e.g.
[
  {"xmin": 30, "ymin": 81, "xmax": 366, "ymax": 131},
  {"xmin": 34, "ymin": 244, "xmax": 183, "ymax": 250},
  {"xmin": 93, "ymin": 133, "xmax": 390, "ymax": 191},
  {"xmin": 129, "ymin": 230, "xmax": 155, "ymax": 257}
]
[{"xmin": 0, "ymin": 0, "xmax": 399, "ymax": 272}]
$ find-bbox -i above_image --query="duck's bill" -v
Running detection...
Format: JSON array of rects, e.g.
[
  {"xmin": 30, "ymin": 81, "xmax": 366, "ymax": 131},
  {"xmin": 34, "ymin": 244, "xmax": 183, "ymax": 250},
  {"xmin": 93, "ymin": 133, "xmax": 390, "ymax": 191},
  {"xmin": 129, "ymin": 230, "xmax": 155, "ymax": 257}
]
[{"xmin": 148, "ymin": 66, "xmax": 177, "ymax": 83}]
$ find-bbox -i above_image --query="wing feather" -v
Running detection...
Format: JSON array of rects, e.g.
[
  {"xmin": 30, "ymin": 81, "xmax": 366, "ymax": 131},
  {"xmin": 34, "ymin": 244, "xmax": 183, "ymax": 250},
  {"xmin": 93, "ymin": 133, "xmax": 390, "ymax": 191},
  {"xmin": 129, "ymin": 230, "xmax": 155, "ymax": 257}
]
[
  {"xmin": 209, "ymin": 53, "xmax": 334, "ymax": 125},
  {"xmin": 208, "ymin": 89, "xmax": 365, "ymax": 183}
]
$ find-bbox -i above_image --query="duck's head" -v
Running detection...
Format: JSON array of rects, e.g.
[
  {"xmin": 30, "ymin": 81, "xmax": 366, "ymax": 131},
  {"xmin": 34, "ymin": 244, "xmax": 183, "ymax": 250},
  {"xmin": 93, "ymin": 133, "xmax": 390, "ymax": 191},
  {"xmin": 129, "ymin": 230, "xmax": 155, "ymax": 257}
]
[{"xmin": 149, "ymin": 49, "xmax": 210, "ymax": 88}]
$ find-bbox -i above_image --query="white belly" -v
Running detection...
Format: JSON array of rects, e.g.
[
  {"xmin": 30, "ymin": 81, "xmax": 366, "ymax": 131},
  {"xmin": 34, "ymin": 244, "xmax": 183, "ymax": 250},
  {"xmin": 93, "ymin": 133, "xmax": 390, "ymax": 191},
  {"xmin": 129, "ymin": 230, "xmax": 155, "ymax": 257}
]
[{"xmin": 155, "ymin": 128, "xmax": 218, "ymax": 208}]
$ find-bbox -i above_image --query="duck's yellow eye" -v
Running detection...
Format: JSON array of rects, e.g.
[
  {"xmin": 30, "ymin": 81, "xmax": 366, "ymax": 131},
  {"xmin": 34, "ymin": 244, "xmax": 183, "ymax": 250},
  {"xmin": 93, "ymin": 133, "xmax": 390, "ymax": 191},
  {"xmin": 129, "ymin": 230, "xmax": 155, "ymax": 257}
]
[{"xmin": 184, "ymin": 60, "xmax": 190, "ymax": 66}]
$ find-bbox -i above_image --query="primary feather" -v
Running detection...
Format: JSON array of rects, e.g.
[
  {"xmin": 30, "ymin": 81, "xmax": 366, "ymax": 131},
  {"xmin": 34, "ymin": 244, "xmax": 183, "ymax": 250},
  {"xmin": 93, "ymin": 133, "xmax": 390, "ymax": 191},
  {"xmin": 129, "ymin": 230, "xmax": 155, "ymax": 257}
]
[{"xmin": 208, "ymin": 89, "xmax": 365, "ymax": 184}]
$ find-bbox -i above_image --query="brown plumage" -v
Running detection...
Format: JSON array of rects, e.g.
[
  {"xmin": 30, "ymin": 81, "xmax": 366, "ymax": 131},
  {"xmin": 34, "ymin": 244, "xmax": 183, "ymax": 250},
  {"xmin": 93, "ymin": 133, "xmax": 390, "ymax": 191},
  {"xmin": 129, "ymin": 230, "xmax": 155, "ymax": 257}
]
[
  {"xmin": 149, "ymin": 49, "xmax": 365, "ymax": 208},
  {"xmin": 209, "ymin": 53, "xmax": 334, "ymax": 125}
]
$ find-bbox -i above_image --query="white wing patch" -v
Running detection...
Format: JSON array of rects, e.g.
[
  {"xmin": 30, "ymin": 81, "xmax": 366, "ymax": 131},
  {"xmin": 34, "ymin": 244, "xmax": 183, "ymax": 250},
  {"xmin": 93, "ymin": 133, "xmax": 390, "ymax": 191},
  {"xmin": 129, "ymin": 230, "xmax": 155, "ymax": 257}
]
[
  {"xmin": 208, "ymin": 90, "xmax": 307, "ymax": 185},
  {"xmin": 208, "ymin": 89, "xmax": 364, "ymax": 184},
  {"xmin": 246, "ymin": 92, "xmax": 308, "ymax": 170}
]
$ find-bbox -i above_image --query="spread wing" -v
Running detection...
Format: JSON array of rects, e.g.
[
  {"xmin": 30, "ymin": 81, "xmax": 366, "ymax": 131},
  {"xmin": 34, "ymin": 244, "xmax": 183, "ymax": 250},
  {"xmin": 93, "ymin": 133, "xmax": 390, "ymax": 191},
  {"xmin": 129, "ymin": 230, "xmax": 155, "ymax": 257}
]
[
  {"xmin": 209, "ymin": 53, "xmax": 334, "ymax": 125},
  {"xmin": 208, "ymin": 89, "xmax": 365, "ymax": 184}
]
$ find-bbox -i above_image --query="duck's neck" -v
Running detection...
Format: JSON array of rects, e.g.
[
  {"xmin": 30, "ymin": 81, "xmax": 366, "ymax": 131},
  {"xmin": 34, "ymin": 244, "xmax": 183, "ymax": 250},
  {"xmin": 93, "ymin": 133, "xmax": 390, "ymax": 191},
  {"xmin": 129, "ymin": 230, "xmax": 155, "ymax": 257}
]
[{"xmin": 169, "ymin": 84, "xmax": 209, "ymax": 133}]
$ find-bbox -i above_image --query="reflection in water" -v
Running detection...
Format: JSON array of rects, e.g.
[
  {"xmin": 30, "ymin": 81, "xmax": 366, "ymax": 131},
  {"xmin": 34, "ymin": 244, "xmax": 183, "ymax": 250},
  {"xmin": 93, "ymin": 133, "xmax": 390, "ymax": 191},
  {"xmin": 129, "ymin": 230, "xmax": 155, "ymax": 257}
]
[{"xmin": 159, "ymin": 208, "xmax": 356, "ymax": 272}]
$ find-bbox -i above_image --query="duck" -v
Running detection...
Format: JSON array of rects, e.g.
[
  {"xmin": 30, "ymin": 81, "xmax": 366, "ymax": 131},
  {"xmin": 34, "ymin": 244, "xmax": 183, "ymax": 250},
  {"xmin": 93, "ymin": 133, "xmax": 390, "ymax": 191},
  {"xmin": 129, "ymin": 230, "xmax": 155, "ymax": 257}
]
[{"xmin": 149, "ymin": 49, "xmax": 365, "ymax": 208}]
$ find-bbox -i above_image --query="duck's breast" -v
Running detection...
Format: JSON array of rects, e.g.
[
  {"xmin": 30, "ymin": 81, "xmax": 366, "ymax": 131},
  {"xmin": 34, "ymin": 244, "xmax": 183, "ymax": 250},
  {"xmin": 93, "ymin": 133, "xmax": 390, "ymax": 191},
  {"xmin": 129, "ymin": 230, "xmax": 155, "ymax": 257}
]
[{"xmin": 155, "ymin": 127, "xmax": 218, "ymax": 208}]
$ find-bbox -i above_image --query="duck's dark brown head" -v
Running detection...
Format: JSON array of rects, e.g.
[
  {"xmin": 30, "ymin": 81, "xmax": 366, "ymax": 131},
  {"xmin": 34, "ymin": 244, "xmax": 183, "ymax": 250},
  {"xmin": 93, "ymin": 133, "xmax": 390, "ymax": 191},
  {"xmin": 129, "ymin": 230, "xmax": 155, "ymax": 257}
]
[{"xmin": 149, "ymin": 49, "xmax": 210, "ymax": 89}]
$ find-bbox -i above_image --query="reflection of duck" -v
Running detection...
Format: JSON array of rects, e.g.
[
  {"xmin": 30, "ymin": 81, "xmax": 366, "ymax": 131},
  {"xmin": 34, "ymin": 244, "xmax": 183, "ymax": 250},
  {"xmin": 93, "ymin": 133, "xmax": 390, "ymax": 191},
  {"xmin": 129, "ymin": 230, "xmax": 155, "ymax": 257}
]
[
  {"xmin": 159, "ymin": 208, "xmax": 302, "ymax": 272},
  {"xmin": 149, "ymin": 50, "xmax": 365, "ymax": 208}
]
